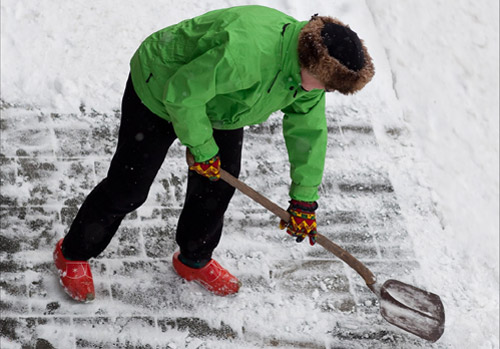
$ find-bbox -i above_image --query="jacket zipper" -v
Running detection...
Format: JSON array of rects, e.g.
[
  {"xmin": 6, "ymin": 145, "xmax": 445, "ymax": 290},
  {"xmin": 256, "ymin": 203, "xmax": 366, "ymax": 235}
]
[
  {"xmin": 267, "ymin": 23, "xmax": 290, "ymax": 94},
  {"xmin": 267, "ymin": 70, "xmax": 281, "ymax": 93}
]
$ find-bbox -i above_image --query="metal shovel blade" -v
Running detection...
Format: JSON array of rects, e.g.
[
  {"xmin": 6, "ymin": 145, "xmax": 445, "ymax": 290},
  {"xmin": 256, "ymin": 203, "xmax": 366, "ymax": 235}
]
[{"xmin": 378, "ymin": 279, "xmax": 445, "ymax": 342}]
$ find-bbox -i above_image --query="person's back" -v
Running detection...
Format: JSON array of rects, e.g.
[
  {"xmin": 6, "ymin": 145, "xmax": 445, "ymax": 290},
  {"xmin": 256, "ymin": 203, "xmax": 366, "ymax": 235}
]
[{"xmin": 130, "ymin": 5, "xmax": 301, "ymax": 124}]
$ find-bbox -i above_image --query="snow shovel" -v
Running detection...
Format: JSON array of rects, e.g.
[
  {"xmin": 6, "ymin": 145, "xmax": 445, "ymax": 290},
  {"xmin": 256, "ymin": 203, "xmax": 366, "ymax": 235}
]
[{"xmin": 186, "ymin": 153, "xmax": 445, "ymax": 342}]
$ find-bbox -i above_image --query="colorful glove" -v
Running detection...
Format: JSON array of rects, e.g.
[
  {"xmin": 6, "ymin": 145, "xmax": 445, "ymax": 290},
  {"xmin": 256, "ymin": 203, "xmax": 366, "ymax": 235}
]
[
  {"xmin": 279, "ymin": 199, "xmax": 318, "ymax": 246},
  {"xmin": 189, "ymin": 155, "xmax": 221, "ymax": 181}
]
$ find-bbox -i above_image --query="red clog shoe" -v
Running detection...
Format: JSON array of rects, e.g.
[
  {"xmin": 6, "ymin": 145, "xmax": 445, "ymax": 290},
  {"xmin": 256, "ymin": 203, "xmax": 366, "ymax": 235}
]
[
  {"xmin": 172, "ymin": 252, "xmax": 241, "ymax": 296},
  {"xmin": 53, "ymin": 239, "xmax": 95, "ymax": 302}
]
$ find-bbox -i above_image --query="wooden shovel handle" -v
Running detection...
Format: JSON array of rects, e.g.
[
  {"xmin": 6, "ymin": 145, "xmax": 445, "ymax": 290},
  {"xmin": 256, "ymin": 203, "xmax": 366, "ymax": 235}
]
[{"xmin": 186, "ymin": 151, "xmax": 377, "ymax": 285}]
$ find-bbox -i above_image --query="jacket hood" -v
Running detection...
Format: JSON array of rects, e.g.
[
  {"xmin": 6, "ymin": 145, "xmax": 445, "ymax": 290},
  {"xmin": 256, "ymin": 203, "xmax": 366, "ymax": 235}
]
[{"xmin": 298, "ymin": 15, "xmax": 375, "ymax": 94}]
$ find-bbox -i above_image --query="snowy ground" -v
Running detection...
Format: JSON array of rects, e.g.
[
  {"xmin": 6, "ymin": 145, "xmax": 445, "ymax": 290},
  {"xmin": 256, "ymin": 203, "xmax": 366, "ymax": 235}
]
[{"xmin": 1, "ymin": 0, "xmax": 498, "ymax": 348}]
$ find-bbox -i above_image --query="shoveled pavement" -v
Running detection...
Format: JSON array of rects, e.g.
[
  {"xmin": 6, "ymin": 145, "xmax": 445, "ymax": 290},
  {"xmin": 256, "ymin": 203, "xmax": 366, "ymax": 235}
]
[{"xmin": 0, "ymin": 99, "xmax": 448, "ymax": 348}]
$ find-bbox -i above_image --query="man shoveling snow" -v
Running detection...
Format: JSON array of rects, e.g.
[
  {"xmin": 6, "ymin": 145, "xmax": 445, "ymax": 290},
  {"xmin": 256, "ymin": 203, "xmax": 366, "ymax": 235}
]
[{"xmin": 53, "ymin": 5, "xmax": 374, "ymax": 302}]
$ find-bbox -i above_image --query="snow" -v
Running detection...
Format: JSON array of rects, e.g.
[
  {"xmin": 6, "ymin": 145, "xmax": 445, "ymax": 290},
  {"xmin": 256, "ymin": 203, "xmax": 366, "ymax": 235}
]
[
  {"xmin": 366, "ymin": 1, "xmax": 500, "ymax": 347},
  {"xmin": 1, "ymin": 0, "xmax": 498, "ymax": 348}
]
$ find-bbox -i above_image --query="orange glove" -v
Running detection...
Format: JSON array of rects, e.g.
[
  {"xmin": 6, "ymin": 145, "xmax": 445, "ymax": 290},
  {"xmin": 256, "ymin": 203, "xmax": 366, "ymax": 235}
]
[
  {"xmin": 279, "ymin": 200, "xmax": 318, "ymax": 246},
  {"xmin": 189, "ymin": 155, "xmax": 221, "ymax": 181}
]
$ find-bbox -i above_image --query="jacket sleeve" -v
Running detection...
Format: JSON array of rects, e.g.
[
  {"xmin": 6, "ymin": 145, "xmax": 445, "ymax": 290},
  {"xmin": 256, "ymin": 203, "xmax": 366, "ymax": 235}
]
[
  {"xmin": 162, "ymin": 48, "xmax": 241, "ymax": 162},
  {"xmin": 281, "ymin": 90, "xmax": 327, "ymax": 202}
]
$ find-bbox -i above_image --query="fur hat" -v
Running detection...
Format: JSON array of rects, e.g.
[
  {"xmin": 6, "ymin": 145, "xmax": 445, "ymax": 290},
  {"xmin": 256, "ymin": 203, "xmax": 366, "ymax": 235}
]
[{"xmin": 298, "ymin": 15, "xmax": 375, "ymax": 94}]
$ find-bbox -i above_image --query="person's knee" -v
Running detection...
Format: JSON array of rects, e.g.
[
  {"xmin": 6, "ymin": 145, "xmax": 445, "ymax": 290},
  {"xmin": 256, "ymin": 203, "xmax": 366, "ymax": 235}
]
[
  {"xmin": 222, "ymin": 161, "xmax": 241, "ymax": 177},
  {"xmin": 125, "ymin": 194, "xmax": 148, "ymax": 211},
  {"xmin": 100, "ymin": 180, "xmax": 149, "ymax": 213}
]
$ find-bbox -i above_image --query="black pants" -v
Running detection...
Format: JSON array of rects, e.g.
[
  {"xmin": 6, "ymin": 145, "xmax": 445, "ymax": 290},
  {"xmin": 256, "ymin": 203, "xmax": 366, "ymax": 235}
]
[{"xmin": 62, "ymin": 76, "xmax": 243, "ymax": 263}]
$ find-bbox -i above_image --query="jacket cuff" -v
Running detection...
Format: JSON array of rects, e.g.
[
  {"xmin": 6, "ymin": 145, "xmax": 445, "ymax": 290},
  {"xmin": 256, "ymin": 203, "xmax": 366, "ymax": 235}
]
[
  {"xmin": 289, "ymin": 183, "xmax": 320, "ymax": 202},
  {"xmin": 189, "ymin": 137, "xmax": 219, "ymax": 162},
  {"xmin": 289, "ymin": 199, "xmax": 318, "ymax": 212}
]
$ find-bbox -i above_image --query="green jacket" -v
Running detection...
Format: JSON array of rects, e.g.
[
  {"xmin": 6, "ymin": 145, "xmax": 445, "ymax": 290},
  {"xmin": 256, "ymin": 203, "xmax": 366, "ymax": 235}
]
[{"xmin": 130, "ymin": 5, "xmax": 327, "ymax": 201}]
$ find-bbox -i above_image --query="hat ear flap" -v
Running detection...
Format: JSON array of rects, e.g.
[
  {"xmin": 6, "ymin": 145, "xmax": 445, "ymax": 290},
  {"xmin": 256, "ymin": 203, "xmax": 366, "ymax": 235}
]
[{"xmin": 298, "ymin": 16, "xmax": 326, "ymax": 77}]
